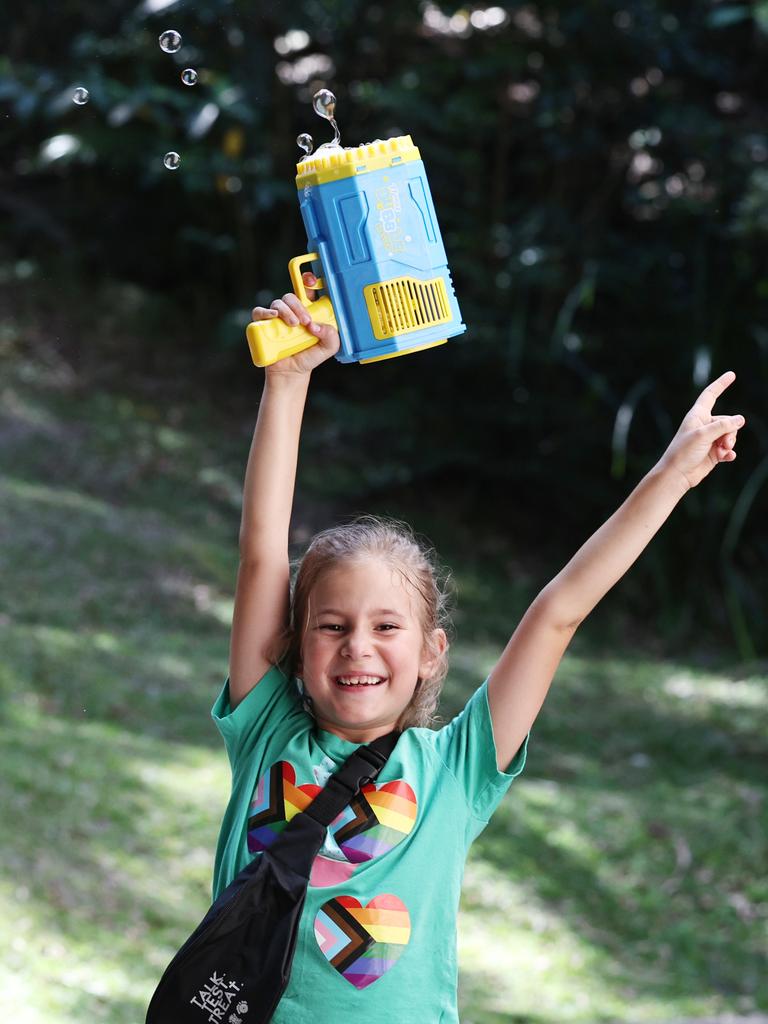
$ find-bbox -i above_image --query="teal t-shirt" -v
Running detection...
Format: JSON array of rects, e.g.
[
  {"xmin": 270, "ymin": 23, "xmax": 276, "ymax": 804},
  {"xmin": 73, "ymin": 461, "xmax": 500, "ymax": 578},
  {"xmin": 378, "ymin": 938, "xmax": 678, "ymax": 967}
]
[{"xmin": 211, "ymin": 665, "xmax": 529, "ymax": 1024}]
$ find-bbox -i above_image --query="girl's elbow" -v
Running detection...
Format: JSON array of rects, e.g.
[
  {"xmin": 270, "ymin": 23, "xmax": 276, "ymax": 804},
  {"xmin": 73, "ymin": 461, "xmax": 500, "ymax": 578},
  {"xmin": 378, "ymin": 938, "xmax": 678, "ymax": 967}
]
[{"xmin": 532, "ymin": 587, "xmax": 584, "ymax": 633}]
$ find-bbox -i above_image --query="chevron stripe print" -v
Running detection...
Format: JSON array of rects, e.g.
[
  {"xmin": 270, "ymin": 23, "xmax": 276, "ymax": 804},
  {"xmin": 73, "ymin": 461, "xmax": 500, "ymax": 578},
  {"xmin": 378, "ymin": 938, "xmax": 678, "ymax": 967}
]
[
  {"xmin": 329, "ymin": 780, "xmax": 417, "ymax": 863},
  {"xmin": 314, "ymin": 894, "xmax": 411, "ymax": 988},
  {"xmin": 247, "ymin": 761, "xmax": 320, "ymax": 853}
]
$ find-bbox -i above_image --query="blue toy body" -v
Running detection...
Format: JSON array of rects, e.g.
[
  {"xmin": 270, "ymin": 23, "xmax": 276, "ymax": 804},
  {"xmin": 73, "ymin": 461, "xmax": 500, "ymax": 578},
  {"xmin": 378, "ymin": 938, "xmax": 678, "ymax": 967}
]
[{"xmin": 297, "ymin": 138, "xmax": 465, "ymax": 364}]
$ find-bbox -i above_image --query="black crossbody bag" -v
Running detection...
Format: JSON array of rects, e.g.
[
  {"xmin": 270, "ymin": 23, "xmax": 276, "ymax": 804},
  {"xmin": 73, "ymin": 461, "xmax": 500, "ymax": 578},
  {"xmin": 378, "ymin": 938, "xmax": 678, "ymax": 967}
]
[{"xmin": 145, "ymin": 729, "xmax": 399, "ymax": 1024}]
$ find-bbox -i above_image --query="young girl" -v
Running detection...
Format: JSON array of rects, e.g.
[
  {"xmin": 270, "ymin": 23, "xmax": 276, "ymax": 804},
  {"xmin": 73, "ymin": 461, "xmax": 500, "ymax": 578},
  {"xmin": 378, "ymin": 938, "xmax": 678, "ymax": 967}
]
[{"xmin": 212, "ymin": 274, "xmax": 743, "ymax": 1023}]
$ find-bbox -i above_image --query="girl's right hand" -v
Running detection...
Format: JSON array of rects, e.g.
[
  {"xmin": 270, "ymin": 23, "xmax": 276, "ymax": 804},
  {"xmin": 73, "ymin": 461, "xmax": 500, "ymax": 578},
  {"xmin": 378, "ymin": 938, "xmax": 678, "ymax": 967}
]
[{"xmin": 251, "ymin": 272, "xmax": 340, "ymax": 377}]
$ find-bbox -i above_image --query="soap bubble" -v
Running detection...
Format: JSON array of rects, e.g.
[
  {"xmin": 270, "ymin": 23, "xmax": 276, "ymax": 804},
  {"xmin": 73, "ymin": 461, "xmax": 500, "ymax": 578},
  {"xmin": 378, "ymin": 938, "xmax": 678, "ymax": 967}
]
[
  {"xmin": 297, "ymin": 133, "xmax": 314, "ymax": 155},
  {"xmin": 313, "ymin": 88, "xmax": 336, "ymax": 120},
  {"xmin": 159, "ymin": 30, "xmax": 182, "ymax": 53},
  {"xmin": 181, "ymin": 68, "xmax": 198, "ymax": 86},
  {"xmin": 163, "ymin": 151, "xmax": 181, "ymax": 170},
  {"xmin": 311, "ymin": 89, "xmax": 341, "ymax": 147},
  {"xmin": 72, "ymin": 87, "xmax": 89, "ymax": 106}
]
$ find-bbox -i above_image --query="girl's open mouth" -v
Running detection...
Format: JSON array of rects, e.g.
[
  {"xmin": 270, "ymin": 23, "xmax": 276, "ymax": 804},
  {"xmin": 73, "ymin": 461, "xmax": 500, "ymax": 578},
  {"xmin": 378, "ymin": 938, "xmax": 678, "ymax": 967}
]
[{"xmin": 334, "ymin": 675, "xmax": 385, "ymax": 688}]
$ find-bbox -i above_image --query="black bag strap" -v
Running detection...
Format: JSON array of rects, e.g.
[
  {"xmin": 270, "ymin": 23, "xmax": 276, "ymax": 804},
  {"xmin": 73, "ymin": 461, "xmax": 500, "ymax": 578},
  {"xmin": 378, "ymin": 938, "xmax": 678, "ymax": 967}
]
[{"xmin": 301, "ymin": 730, "xmax": 400, "ymax": 828}]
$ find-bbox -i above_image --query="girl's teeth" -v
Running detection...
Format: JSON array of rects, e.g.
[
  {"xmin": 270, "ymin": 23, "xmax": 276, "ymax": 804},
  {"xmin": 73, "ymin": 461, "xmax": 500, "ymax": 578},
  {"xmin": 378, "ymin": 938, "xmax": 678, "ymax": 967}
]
[{"xmin": 336, "ymin": 676, "xmax": 382, "ymax": 686}]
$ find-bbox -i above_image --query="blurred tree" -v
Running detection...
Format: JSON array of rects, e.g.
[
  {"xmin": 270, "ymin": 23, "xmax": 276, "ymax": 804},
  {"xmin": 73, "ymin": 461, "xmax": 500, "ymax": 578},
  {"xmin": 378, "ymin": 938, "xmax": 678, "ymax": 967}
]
[{"xmin": 2, "ymin": 0, "xmax": 767, "ymax": 651}]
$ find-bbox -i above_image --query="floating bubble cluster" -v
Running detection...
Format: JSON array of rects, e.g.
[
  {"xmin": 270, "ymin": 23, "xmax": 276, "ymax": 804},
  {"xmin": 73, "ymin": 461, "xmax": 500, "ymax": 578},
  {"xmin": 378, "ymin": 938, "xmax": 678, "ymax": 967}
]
[
  {"xmin": 156, "ymin": 30, "xmax": 191, "ymax": 167},
  {"xmin": 159, "ymin": 30, "xmax": 182, "ymax": 53},
  {"xmin": 71, "ymin": 30, "xmax": 195, "ymax": 169}
]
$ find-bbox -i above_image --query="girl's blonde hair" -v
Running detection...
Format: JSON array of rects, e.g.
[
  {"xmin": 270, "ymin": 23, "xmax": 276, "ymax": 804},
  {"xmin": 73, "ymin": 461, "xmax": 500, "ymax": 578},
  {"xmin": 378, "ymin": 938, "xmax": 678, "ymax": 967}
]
[{"xmin": 274, "ymin": 515, "xmax": 453, "ymax": 730}]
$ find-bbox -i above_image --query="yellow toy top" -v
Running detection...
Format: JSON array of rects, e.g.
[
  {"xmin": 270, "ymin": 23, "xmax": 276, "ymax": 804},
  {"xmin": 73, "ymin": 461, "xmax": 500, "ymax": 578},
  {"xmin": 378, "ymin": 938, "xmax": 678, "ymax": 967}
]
[{"xmin": 295, "ymin": 135, "xmax": 421, "ymax": 188}]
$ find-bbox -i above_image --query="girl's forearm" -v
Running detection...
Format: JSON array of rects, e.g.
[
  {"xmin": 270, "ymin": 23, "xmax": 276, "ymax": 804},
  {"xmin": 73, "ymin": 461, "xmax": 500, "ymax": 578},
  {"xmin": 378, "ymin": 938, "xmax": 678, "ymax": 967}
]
[
  {"xmin": 239, "ymin": 373, "xmax": 311, "ymax": 559},
  {"xmin": 541, "ymin": 461, "xmax": 690, "ymax": 628}
]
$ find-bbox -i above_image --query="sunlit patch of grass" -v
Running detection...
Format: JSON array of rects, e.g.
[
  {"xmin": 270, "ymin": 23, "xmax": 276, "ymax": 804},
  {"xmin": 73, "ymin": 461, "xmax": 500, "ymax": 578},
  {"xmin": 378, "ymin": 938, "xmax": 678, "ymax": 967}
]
[
  {"xmin": 663, "ymin": 668, "xmax": 768, "ymax": 708},
  {"xmin": 0, "ymin": 705, "xmax": 230, "ymax": 1022}
]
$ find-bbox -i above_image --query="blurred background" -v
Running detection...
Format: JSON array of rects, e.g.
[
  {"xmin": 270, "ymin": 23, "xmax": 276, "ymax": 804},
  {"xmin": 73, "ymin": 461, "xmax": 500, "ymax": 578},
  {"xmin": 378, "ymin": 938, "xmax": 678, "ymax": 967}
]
[{"xmin": 1, "ymin": 2, "xmax": 766, "ymax": 1022}]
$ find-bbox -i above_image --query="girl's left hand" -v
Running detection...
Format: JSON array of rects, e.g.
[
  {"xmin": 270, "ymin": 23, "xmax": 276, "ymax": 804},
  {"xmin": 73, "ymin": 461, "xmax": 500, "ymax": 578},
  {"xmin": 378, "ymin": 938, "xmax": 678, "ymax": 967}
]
[{"xmin": 659, "ymin": 371, "xmax": 745, "ymax": 490}]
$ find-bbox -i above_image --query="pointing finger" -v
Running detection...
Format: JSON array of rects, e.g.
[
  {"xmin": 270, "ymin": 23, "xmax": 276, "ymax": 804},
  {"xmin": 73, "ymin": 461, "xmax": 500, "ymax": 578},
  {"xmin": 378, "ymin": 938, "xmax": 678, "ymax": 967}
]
[{"xmin": 695, "ymin": 370, "xmax": 736, "ymax": 415}]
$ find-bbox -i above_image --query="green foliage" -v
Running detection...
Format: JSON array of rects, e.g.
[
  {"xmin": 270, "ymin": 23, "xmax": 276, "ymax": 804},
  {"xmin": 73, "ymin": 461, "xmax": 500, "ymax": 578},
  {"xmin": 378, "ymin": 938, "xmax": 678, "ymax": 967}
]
[{"xmin": 2, "ymin": 0, "xmax": 768, "ymax": 650}]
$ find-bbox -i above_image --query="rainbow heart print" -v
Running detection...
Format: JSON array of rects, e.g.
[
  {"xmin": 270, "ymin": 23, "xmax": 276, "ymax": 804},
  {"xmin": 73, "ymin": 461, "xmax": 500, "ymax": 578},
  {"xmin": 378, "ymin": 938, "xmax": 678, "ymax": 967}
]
[
  {"xmin": 314, "ymin": 894, "xmax": 411, "ymax": 988},
  {"xmin": 329, "ymin": 778, "xmax": 417, "ymax": 861},
  {"xmin": 247, "ymin": 761, "xmax": 321, "ymax": 850},
  {"xmin": 247, "ymin": 761, "xmax": 417, "ymax": 873}
]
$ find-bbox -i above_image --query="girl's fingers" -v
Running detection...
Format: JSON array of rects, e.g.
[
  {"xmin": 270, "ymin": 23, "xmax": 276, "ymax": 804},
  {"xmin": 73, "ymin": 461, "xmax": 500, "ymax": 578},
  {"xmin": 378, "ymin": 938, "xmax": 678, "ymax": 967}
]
[
  {"xmin": 310, "ymin": 322, "xmax": 340, "ymax": 351},
  {"xmin": 268, "ymin": 298, "xmax": 295, "ymax": 324},
  {"xmin": 714, "ymin": 427, "xmax": 740, "ymax": 463},
  {"xmin": 252, "ymin": 276, "xmax": 318, "ymax": 324},
  {"xmin": 302, "ymin": 271, "xmax": 318, "ymax": 302},
  {"xmin": 696, "ymin": 370, "xmax": 736, "ymax": 414},
  {"xmin": 282, "ymin": 292, "xmax": 312, "ymax": 324},
  {"xmin": 279, "ymin": 294, "xmax": 312, "ymax": 325},
  {"xmin": 251, "ymin": 305, "xmax": 279, "ymax": 321},
  {"xmin": 267, "ymin": 296, "xmax": 308, "ymax": 326},
  {"xmin": 701, "ymin": 414, "xmax": 744, "ymax": 441}
]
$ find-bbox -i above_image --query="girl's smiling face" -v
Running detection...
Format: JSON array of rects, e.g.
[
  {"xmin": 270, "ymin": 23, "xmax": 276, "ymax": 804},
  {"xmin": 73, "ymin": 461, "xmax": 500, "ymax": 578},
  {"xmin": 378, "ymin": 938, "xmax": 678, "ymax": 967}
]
[{"xmin": 298, "ymin": 557, "xmax": 445, "ymax": 743}]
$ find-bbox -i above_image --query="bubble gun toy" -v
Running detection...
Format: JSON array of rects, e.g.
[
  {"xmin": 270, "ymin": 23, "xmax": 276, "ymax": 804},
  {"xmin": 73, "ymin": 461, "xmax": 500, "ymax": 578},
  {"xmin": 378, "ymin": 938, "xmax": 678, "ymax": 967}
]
[{"xmin": 246, "ymin": 121, "xmax": 465, "ymax": 366}]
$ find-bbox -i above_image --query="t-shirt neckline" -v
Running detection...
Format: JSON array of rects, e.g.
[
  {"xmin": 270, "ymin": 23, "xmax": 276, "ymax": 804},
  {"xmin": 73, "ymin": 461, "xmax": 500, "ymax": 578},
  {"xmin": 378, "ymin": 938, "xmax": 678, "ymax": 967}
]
[
  {"xmin": 313, "ymin": 724, "xmax": 402, "ymax": 762},
  {"xmin": 314, "ymin": 726, "xmax": 360, "ymax": 757}
]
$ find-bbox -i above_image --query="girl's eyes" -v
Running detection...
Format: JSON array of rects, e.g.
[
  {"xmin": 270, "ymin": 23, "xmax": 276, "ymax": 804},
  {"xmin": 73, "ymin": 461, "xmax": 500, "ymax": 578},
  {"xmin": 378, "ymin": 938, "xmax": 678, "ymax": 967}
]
[{"xmin": 316, "ymin": 623, "xmax": 399, "ymax": 632}]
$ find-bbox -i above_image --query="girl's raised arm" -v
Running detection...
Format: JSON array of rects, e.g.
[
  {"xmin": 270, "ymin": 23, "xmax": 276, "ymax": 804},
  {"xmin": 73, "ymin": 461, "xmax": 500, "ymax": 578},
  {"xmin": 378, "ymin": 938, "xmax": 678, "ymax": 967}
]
[
  {"xmin": 228, "ymin": 274, "xmax": 339, "ymax": 709},
  {"xmin": 486, "ymin": 372, "xmax": 745, "ymax": 770}
]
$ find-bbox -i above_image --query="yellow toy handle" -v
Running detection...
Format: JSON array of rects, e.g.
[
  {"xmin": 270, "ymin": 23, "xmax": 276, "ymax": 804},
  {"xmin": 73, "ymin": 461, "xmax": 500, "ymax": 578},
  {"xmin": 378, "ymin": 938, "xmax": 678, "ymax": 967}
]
[{"xmin": 245, "ymin": 253, "xmax": 338, "ymax": 368}]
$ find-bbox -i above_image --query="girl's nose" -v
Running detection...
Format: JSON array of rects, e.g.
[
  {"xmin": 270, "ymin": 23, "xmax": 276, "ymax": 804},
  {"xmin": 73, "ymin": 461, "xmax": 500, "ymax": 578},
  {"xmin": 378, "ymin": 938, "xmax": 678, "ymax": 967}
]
[{"xmin": 341, "ymin": 629, "xmax": 371, "ymax": 659}]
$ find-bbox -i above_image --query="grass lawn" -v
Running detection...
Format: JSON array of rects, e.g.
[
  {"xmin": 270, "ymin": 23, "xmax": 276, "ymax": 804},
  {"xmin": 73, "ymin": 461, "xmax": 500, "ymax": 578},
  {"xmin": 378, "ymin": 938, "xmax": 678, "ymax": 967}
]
[{"xmin": 1, "ymin": 310, "xmax": 766, "ymax": 1023}]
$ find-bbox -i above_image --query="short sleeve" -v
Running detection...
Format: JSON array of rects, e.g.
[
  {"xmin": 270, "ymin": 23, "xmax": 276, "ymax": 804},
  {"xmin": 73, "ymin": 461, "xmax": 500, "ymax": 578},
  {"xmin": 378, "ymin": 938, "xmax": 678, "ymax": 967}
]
[
  {"xmin": 211, "ymin": 664, "xmax": 307, "ymax": 770},
  {"xmin": 432, "ymin": 677, "xmax": 529, "ymax": 824}
]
